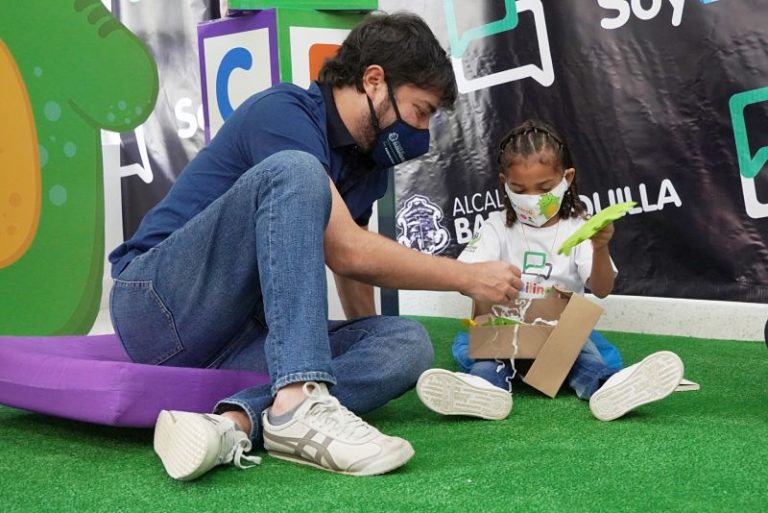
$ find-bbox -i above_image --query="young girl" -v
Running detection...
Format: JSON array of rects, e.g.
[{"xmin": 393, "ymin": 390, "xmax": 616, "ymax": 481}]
[{"xmin": 417, "ymin": 120, "xmax": 684, "ymax": 421}]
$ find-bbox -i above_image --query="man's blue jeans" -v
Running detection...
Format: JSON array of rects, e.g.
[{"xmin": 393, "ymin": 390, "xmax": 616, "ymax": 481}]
[{"xmin": 110, "ymin": 150, "xmax": 433, "ymax": 444}]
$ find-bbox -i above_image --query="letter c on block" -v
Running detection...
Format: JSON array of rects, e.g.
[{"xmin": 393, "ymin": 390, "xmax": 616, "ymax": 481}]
[{"xmin": 216, "ymin": 47, "xmax": 253, "ymax": 121}]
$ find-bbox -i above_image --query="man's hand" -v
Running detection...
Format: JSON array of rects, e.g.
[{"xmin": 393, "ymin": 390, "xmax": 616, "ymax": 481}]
[
  {"xmin": 591, "ymin": 222, "xmax": 615, "ymax": 250},
  {"xmin": 325, "ymin": 179, "xmax": 523, "ymax": 299},
  {"xmin": 461, "ymin": 261, "xmax": 523, "ymax": 305}
]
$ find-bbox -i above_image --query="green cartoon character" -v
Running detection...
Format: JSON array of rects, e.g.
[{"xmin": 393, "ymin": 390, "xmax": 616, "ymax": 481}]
[
  {"xmin": 538, "ymin": 192, "xmax": 560, "ymax": 219},
  {"xmin": 0, "ymin": 0, "xmax": 158, "ymax": 334}
]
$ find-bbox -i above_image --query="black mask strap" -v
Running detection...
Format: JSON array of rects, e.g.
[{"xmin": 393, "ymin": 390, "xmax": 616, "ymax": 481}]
[
  {"xmin": 366, "ymin": 79, "xmax": 402, "ymax": 136},
  {"xmin": 366, "ymin": 95, "xmax": 381, "ymax": 134}
]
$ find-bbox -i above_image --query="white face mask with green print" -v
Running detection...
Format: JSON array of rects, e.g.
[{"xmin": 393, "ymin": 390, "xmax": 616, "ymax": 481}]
[{"xmin": 504, "ymin": 177, "xmax": 569, "ymax": 227}]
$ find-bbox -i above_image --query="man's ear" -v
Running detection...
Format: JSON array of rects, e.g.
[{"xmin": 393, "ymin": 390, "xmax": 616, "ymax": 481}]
[{"xmin": 361, "ymin": 65, "xmax": 385, "ymax": 97}]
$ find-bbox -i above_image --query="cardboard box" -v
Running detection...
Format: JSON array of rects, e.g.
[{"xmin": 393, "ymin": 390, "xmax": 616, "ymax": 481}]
[{"xmin": 468, "ymin": 287, "xmax": 603, "ymax": 398}]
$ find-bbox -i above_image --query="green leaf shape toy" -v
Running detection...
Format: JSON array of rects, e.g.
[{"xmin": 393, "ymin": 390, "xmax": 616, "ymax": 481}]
[{"xmin": 557, "ymin": 201, "xmax": 637, "ymax": 256}]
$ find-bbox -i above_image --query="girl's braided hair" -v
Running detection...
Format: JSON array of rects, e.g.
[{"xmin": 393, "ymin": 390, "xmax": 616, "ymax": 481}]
[{"xmin": 497, "ymin": 120, "xmax": 586, "ymax": 227}]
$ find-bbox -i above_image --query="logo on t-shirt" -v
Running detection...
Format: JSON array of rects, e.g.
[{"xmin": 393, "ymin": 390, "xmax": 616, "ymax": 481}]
[
  {"xmin": 521, "ymin": 250, "xmax": 553, "ymax": 298},
  {"xmin": 462, "ymin": 231, "xmax": 482, "ymax": 252}
]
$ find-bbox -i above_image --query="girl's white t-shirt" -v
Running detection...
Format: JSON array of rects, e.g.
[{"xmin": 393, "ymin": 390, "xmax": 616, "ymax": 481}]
[{"xmin": 458, "ymin": 210, "xmax": 617, "ymax": 295}]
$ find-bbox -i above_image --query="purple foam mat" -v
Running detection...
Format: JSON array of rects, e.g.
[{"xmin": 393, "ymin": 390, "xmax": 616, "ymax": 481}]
[{"xmin": 0, "ymin": 334, "xmax": 270, "ymax": 428}]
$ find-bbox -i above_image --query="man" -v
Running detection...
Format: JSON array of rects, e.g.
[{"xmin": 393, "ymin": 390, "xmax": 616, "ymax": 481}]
[{"xmin": 109, "ymin": 12, "xmax": 522, "ymax": 480}]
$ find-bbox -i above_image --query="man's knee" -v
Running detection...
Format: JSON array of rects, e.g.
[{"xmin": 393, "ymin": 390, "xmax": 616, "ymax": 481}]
[
  {"xmin": 396, "ymin": 319, "xmax": 434, "ymax": 379},
  {"xmin": 264, "ymin": 150, "xmax": 327, "ymax": 186},
  {"xmin": 244, "ymin": 150, "xmax": 331, "ymax": 209}
]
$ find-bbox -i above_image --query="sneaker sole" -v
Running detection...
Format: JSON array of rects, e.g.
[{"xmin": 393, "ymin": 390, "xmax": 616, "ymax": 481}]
[
  {"xmin": 153, "ymin": 410, "xmax": 219, "ymax": 481},
  {"xmin": 267, "ymin": 440, "xmax": 415, "ymax": 477},
  {"xmin": 589, "ymin": 351, "xmax": 684, "ymax": 421},
  {"xmin": 416, "ymin": 368, "xmax": 512, "ymax": 420}
]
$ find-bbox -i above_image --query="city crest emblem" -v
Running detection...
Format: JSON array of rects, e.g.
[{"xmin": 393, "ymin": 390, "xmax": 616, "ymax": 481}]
[{"xmin": 396, "ymin": 195, "xmax": 451, "ymax": 255}]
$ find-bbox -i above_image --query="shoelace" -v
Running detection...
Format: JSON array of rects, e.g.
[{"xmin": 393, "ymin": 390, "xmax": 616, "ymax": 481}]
[
  {"xmin": 223, "ymin": 432, "xmax": 262, "ymax": 469},
  {"xmin": 306, "ymin": 394, "xmax": 372, "ymax": 441}
]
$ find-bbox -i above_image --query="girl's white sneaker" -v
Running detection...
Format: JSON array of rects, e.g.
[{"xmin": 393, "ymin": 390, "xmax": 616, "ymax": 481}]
[
  {"xmin": 416, "ymin": 368, "xmax": 512, "ymax": 420},
  {"xmin": 589, "ymin": 350, "xmax": 684, "ymax": 421}
]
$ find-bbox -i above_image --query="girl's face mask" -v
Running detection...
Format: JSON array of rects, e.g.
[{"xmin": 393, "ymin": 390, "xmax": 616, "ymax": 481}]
[{"xmin": 504, "ymin": 176, "xmax": 569, "ymax": 227}]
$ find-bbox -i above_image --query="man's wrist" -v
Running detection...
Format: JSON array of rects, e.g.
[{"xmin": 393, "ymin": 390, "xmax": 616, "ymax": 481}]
[{"xmin": 453, "ymin": 260, "xmax": 473, "ymax": 296}]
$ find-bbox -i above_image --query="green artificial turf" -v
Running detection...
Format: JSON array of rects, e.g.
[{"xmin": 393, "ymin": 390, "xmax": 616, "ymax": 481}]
[{"xmin": 1, "ymin": 317, "xmax": 766, "ymax": 512}]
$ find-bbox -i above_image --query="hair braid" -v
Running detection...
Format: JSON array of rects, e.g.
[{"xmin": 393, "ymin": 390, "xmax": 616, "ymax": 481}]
[{"xmin": 497, "ymin": 120, "xmax": 586, "ymax": 227}]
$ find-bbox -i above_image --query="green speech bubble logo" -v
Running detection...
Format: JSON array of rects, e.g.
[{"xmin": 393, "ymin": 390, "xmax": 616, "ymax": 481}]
[
  {"xmin": 444, "ymin": 0, "xmax": 519, "ymax": 59},
  {"xmin": 730, "ymin": 87, "xmax": 768, "ymax": 179}
]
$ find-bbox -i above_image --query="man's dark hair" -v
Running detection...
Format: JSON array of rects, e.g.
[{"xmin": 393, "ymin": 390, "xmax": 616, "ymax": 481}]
[{"xmin": 318, "ymin": 11, "xmax": 457, "ymax": 109}]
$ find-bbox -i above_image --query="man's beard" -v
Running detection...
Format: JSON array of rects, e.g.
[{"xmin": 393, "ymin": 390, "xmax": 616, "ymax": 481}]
[{"xmin": 358, "ymin": 95, "xmax": 391, "ymax": 153}]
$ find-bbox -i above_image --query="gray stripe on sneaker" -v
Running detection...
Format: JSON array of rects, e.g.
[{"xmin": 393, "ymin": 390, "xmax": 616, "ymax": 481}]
[{"xmin": 264, "ymin": 430, "xmax": 342, "ymax": 471}]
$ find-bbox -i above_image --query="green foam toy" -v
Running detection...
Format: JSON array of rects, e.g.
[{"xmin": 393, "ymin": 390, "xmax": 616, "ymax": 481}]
[
  {"xmin": 0, "ymin": 1, "xmax": 158, "ymax": 335},
  {"xmin": 557, "ymin": 201, "xmax": 637, "ymax": 256},
  {"xmin": 483, "ymin": 317, "xmax": 523, "ymax": 327}
]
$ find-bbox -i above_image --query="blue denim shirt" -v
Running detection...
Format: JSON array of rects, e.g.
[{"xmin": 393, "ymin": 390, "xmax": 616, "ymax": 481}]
[{"xmin": 109, "ymin": 81, "xmax": 389, "ymax": 277}]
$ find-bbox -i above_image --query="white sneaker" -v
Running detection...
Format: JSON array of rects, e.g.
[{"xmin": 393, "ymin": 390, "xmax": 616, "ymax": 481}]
[
  {"xmin": 153, "ymin": 410, "xmax": 261, "ymax": 481},
  {"xmin": 416, "ymin": 368, "xmax": 512, "ymax": 420},
  {"xmin": 590, "ymin": 351, "xmax": 684, "ymax": 421},
  {"xmin": 262, "ymin": 382, "xmax": 414, "ymax": 476}
]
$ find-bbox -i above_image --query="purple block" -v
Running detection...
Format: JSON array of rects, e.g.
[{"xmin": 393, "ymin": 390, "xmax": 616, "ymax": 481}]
[
  {"xmin": 0, "ymin": 335, "xmax": 270, "ymax": 428},
  {"xmin": 197, "ymin": 10, "xmax": 279, "ymax": 143}
]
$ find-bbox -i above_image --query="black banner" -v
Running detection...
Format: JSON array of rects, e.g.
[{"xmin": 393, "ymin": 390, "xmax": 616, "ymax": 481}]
[
  {"xmin": 111, "ymin": 0, "xmax": 220, "ymax": 238},
  {"xmin": 381, "ymin": 0, "xmax": 768, "ymax": 302}
]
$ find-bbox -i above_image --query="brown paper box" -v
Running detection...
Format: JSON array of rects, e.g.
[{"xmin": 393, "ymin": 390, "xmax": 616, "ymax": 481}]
[{"xmin": 468, "ymin": 287, "xmax": 603, "ymax": 398}]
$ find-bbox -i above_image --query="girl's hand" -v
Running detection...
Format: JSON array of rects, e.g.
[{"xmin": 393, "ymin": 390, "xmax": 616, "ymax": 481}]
[{"xmin": 591, "ymin": 222, "xmax": 614, "ymax": 250}]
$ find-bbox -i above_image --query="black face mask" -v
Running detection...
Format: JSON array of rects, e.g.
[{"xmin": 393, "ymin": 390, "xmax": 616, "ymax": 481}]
[{"xmin": 366, "ymin": 82, "xmax": 431, "ymax": 169}]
